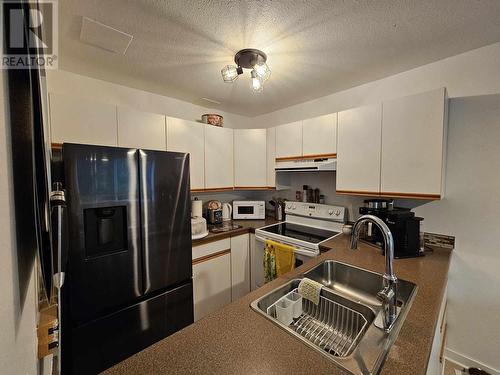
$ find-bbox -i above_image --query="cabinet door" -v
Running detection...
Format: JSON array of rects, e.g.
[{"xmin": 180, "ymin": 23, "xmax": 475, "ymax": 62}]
[
  {"xmin": 234, "ymin": 129, "xmax": 267, "ymax": 188},
  {"xmin": 166, "ymin": 117, "xmax": 205, "ymax": 190},
  {"xmin": 205, "ymin": 126, "xmax": 234, "ymax": 189},
  {"xmin": 381, "ymin": 88, "xmax": 446, "ymax": 198},
  {"xmin": 192, "ymin": 253, "xmax": 231, "ymax": 321},
  {"xmin": 302, "ymin": 114, "xmax": 337, "ymax": 157},
  {"xmin": 337, "ymin": 104, "xmax": 382, "ymax": 194},
  {"xmin": 117, "ymin": 107, "xmax": 166, "ymax": 150},
  {"xmin": 275, "ymin": 121, "xmax": 302, "ymax": 159},
  {"xmin": 49, "ymin": 93, "xmax": 117, "ymax": 146},
  {"xmin": 266, "ymin": 128, "xmax": 276, "ymax": 187},
  {"xmin": 426, "ymin": 287, "xmax": 447, "ymax": 375},
  {"xmin": 230, "ymin": 234, "xmax": 250, "ymax": 301}
]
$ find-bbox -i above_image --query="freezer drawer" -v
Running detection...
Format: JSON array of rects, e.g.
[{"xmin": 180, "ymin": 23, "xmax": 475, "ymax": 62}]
[{"xmin": 67, "ymin": 281, "xmax": 193, "ymax": 375}]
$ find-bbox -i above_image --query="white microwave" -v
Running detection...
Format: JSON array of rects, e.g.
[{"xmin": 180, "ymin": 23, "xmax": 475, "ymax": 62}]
[{"xmin": 232, "ymin": 201, "xmax": 265, "ymax": 220}]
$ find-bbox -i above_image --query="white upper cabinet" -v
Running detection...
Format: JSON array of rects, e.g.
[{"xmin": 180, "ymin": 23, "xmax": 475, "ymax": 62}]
[
  {"xmin": 49, "ymin": 93, "xmax": 117, "ymax": 146},
  {"xmin": 266, "ymin": 127, "xmax": 276, "ymax": 187},
  {"xmin": 275, "ymin": 121, "xmax": 302, "ymax": 159},
  {"xmin": 381, "ymin": 88, "xmax": 447, "ymax": 198},
  {"xmin": 302, "ymin": 114, "xmax": 337, "ymax": 157},
  {"xmin": 205, "ymin": 126, "xmax": 234, "ymax": 189},
  {"xmin": 117, "ymin": 107, "xmax": 166, "ymax": 150},
  {"xmin": 166, "ymin": 117, "xmax": 205, "ymax": 190},
  {"xmin": 337, "ymin": 104, "xmax": 382, "ymax": 194},
  {"xmin": 233, "ymin": 129, "xmax": 267, "ymax": 188}
]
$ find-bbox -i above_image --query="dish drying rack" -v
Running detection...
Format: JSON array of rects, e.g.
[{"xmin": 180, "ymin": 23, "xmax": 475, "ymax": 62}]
[{"xmin": 267, "ymin": 288, "xmax": 368, "ymax": 357}]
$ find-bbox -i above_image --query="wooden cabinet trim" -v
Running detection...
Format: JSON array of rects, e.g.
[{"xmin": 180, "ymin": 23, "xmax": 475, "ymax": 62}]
[
  {"xmin": 336, "ymin": 189, "xmax": 441, "ymax": 200},
  {"xmin": 336, "ymin": 190, "xmax": 381, "ymax": 197},
  {"xmin": 380, "ymin": 191, "xmax": 441, "ymax": 200},
  {"xmin": 275, "ymin": 155, "xmax": 304, "ymax": 162},
  {"xmin": 192, "ymin": 249, "xmax": 231, "ymax": 265},
  {"xmin": 276, "ymin": 153, "xmax": 336, "ymax": 162},
  {"xmin": 301, "ymin": 153, "xmax": 337, "ymax": 160},
  {"xmin": 200, "ymin": 187, "xmax": 234, "ymax": 192},
  {"xmin": 233, "ymin": 186, "xmax": 273, "ymax": 190},
  {"xmin": 191, "ymin": 186, "xmax": 275, "ymax": 193}
]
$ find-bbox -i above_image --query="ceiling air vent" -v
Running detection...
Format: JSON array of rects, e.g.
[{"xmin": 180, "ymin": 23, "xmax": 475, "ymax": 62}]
[{"xmin": 80, "ymin": 17, "xmax": 133, "ymax": 54}]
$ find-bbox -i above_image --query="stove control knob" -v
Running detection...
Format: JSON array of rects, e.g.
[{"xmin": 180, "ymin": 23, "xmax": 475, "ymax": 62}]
[
  {"xmin": 334, "ymin": 209, "xmax": 341, "ymax": 216},
  {"xmin": 286, "ymin": 204, "xmax": 292, "ymax": 210},
  {"xmin": 292, "ymin": 204, "xmax": 297, "ymax": 209},
  {"xmin": 328, "ymin": 209, "xmax": 334, "ymax": 215}
]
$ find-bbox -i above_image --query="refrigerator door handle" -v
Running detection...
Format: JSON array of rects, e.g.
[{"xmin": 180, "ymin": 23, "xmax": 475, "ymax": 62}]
[
  {"xmin": 138, "ymin": 150, "xmax": 151, "ymax": 294},
  {"xmin": 50, "ymin": 182, "xmax": 68, "ymax": 290},
  {"xmin": 49, "ymin": 182, "xmax": 68, "ymax": 374}
]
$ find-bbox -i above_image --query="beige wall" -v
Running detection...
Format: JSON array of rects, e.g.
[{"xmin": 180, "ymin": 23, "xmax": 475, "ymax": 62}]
[
  {"xmin": 0, "ymin": 71, "xmax": 38, "ymax": 374},
  {"xmin": 46, "ymin": 69, "xmax": 252, "ymax": 129},
  {"xmin": 413, "ymin": 95, "xmax": 500, "ymax": 373}
]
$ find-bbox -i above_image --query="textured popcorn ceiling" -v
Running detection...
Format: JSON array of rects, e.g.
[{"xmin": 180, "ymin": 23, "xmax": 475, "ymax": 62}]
[{"xmin": 59, "ymin": 0, "xmax": 500, "ymax": 116}]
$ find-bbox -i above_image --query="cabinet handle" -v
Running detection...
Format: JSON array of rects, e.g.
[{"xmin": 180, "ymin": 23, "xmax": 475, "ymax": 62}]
[{"xmin": 439, "ymin": 323, "xmax": 447, "ymax": 363}]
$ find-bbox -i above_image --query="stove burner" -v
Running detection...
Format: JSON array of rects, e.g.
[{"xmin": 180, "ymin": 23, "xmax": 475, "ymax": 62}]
[{"xmin": 260, "ymin": 222, "xmax": 339, "ymax": 244}]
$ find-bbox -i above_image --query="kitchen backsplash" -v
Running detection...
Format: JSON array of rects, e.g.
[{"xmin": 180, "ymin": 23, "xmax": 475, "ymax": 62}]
[
  {"xmin": 192, "ymin": 172, "xmax": 367, "ymax": 221},
  {"xmin": 423, "ymin": 232, "xmax": 456, "ymax": 249},
  {"xmin": 192, "ymin": 172, "xmax": 452, "ymax": 229}
]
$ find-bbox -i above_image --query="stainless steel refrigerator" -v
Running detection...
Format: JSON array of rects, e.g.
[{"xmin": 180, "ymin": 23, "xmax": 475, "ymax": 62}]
[{"xmin": 60, "ymin": 143, "xmax": 193, "ymax": 374}]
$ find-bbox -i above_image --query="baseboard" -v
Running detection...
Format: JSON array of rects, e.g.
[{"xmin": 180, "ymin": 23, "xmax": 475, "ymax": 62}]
[{"xmin": 445, "ymin": 348, "xmax": 500, "ymax": 375}]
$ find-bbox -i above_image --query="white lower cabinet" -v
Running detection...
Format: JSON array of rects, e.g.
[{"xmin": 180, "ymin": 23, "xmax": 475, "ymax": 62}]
[
  {"xmin": 230, "ymin": 234, "xmax": 250, "ymax": 301},
  {"xmin": 426, "ymin": 286, "xmax": 448, "ymax": 375},
  {"xmin": 192, "ymin": 234, "xmax": 252, "ymax": 320},
  {"xmin": 192, "ymin": 239, "xmax": 232, "ymax": 321},
  {"xmin": 249, "ymin": 233, "xmax": 261, "ymax": 291}
]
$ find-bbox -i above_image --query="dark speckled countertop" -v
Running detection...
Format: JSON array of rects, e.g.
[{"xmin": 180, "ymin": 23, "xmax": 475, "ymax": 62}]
[{"xmin": 102, "ymin": 222, "xmax": 451, "ymax": 375}]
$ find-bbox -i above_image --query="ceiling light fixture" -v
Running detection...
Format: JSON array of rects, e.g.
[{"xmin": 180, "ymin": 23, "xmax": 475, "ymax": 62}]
[{"xmin": 221, "ymin": 48, "xmax": 270, "ymax": 92}]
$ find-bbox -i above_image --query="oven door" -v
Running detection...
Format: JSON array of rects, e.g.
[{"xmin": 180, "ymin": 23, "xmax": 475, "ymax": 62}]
[{"xmin": 251, "ymin": 234, "xmax": 317, "ymax": 291}]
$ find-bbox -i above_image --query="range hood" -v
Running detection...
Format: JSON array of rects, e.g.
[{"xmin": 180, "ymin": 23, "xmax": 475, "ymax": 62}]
[{"xmin": 275, "ymin": 158, "xmax": 336, "ymax": 172}]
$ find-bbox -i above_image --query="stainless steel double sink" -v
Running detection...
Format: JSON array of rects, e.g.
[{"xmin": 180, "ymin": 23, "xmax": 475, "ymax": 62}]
[{"xmin": 250, "ymin": 260, "xmax": 418, "ymax": 375}]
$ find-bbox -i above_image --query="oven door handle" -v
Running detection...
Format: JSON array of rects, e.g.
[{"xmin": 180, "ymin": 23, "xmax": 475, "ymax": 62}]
[{"xmin": 254, "ymin": 234, "xmax": 319, "ymax": 257}]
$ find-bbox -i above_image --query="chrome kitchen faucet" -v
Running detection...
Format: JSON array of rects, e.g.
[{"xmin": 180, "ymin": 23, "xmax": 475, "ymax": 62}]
[{"xmin": 350, "ymin": 215, "xmax": 399, "ymax": 331}]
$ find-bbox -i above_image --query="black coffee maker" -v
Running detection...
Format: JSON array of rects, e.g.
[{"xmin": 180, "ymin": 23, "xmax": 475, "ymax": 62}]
[{"xmin": 359, "ymin": 199, "xmax": 423, "ymax": 258}]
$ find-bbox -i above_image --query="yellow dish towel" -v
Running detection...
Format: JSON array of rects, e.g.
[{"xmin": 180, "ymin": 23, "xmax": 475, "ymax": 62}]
[{"xmin": 264, "ymin": 240, "xmax": 295, "ymax": 279}]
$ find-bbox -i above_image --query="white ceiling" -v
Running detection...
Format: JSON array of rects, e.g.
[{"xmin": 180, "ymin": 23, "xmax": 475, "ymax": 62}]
[{"xmin": 59, "ymin": 0, "xmax": 500, "ymax": 116}]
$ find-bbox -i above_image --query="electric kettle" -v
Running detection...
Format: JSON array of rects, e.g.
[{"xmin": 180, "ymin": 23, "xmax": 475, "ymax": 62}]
[{"xmin": 222, "ymin": 202, "xmax": 232, "ymax": 221}]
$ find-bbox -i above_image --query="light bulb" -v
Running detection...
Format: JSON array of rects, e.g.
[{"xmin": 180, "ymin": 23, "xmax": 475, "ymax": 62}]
[
  {"xmin": 221, "ymin": 65, "xmax": 239, "ymax": 82},
  {"xmin": 253, "ymin": 62, "xmax": 270, "ymax": 81},
  {"xmin": 250, "ymin": 70, "xmax": 263, "ymax": 92}
]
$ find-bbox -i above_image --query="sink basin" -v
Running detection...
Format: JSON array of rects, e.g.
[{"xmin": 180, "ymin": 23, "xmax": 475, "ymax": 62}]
[{"xmin": 250, "ymin": 260, "xmax": 418, "ymax": 375}]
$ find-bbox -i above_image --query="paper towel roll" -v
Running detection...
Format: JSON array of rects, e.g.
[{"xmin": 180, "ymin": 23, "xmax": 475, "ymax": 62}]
[{"xmin": 192, "ymin": 199, "xmax": 203, "ymax": 218}]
